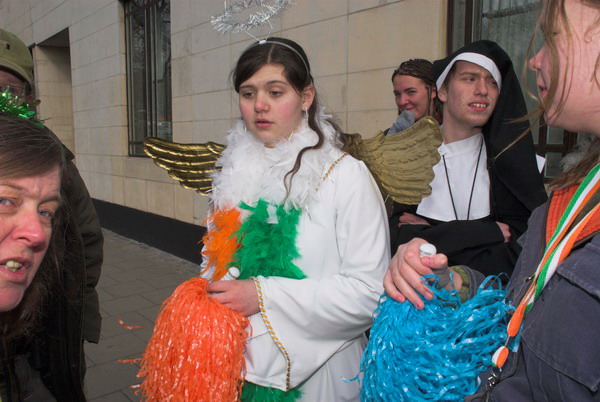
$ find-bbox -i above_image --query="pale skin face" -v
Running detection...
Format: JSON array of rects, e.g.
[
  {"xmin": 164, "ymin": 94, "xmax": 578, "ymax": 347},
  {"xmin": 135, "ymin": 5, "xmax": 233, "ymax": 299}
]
[
  {"xmin": 0, "ymin": 166, "xmax": 61, "ymax": 312},
  {"xmin": 205, "ymin": 64, "xmax": 315, "ymax": 315},
  {"xmin": 392, "ymin": 75, "xmax": 436, "ymax": 121},
  {"xmin": 438, "ymin": 61, "xmax": 500, "ymax": 143},
  {"xmin": 238, "ymin": 63, "xmax": 315, "ymax": 147},
  {"xmin": 397, "ymin": 61, "xmax": 508, "ymax": 243},
  {"xmin": 528, "ymin": 0, "xmax": 600, "ymax": 137}
]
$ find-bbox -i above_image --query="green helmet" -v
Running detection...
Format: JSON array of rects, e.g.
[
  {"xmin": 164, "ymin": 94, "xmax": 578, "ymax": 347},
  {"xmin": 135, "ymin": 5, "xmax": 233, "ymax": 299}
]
[{"xmin": 0, "ymin": 28, "xmax": 33, "ymax": 86}]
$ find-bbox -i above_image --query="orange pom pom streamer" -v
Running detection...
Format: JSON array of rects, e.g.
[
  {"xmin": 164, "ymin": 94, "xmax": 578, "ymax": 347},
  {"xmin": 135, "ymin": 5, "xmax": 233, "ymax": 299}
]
[
  {"xmin": 137, "ymin": 278, "xmax": 249, "ymax": 401},
  {"xmin": 202, "ymin": 208, "xmax": 242, "ymax": 281}
]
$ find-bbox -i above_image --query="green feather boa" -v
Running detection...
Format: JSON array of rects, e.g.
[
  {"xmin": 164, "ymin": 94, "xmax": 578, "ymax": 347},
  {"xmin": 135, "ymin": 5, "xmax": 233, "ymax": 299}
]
[{"xmin": 232, "ymin": 199, "xmax": 304, "ymax": 400}]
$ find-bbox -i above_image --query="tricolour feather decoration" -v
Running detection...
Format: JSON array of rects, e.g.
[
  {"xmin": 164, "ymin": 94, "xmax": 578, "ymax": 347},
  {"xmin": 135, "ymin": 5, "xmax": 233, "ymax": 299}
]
[
  {"xmin": 359, "ymin": 276, "xmax": 513, "ymax": 401},
  {"xmin": 137, "ymin": 199, "xmax": 305, "ymax": 401}
]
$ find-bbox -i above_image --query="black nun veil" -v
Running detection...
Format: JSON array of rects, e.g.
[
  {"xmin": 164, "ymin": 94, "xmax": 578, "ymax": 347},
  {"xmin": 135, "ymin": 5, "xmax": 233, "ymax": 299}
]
[{"xmin": 433, "ymin": 40, "xmax": 547, "ymax": 231}]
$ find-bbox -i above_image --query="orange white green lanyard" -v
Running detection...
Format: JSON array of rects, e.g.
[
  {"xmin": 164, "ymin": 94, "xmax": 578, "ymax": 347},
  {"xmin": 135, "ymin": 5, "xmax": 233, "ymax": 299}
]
[{"xmin": 492, "ymin": 164, "xmax": 600, "ymax": 368}]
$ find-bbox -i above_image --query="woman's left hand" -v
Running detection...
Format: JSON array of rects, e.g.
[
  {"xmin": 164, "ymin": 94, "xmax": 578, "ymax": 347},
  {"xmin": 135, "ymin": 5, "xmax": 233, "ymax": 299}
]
[{"xmin": 206, "ymin": 279, "xmax": 260, "ymax": 316}]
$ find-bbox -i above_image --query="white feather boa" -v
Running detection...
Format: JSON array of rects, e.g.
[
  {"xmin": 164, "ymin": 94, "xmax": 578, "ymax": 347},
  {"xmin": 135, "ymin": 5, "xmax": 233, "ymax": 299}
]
[{"xmin": 211, "ymin": 110, "xmax": 343, "ymax": 212}]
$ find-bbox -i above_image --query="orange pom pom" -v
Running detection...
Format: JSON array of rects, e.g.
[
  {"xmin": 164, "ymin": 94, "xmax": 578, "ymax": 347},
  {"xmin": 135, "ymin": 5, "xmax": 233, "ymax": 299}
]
[
  {"xmin": 137, "ymin": 278, "xmax": 249, "ymax": 401},
  {"xmin": 202, "ymin": 208, "xmax": 242, "ymax": 281}
]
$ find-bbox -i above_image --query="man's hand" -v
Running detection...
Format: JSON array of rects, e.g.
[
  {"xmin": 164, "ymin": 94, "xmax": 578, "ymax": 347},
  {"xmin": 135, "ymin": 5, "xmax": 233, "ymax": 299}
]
[
  {"xmin": 206, "ymin": 279, "xmax": 260, "ymax": 316},
  {"xmin": 383, "ymin": 238, "xmax": 451, "ymax": 309},
  {"xmin": 496, "ymin": 222, "xmax": 511, "ymax": 243},
  {"xmin": 398, "ymin": 212, "xmax": 430, "ymax": 227}
]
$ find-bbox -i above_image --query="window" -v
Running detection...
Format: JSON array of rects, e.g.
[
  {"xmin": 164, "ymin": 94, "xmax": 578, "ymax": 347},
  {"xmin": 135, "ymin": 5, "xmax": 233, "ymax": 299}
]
[
  {"xmin": 448, "ymin": 0, "xmax": 581, "ymax": 180},
  {"xmin": 124, "ymin": 0, "xmax": 172, "ymax": 156}
]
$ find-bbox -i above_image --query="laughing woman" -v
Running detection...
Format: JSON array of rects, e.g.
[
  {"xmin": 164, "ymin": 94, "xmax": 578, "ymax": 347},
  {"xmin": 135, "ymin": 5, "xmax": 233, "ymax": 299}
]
[{"xmin": 201, "ymin": 38, "xmax": 390, "ymax": 400}]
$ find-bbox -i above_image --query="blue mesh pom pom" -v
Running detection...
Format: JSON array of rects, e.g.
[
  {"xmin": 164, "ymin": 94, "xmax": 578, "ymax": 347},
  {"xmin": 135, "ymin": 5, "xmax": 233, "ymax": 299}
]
[{"xmin": 359, "ymin": 275, "xmax": 513, "ymax": 401}]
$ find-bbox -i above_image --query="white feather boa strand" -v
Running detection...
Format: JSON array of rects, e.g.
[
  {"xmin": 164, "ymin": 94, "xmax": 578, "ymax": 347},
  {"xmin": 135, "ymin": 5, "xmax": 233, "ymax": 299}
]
[{"xmin": 211, "ymin": 109, "xmax": 343, "ymax": 212}]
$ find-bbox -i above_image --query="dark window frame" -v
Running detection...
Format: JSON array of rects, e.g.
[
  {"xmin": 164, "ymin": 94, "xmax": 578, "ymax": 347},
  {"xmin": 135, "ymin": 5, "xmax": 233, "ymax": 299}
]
[{"xmin": 123, "ymin": 0, "xmax": 172, "ymax": 157}]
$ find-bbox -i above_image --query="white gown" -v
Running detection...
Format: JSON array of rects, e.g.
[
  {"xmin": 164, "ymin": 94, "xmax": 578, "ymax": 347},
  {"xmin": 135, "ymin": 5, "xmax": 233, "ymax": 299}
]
[{"xmin": 205, "ymin": 113, "xmax": 390, "ymax": 401}]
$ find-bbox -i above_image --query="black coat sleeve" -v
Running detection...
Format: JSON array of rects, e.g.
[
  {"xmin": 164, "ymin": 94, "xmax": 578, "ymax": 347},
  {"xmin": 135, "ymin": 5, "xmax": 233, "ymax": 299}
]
[{"xmin": 389, "ymin": 201, "xmax": 523, "ymax": 276}]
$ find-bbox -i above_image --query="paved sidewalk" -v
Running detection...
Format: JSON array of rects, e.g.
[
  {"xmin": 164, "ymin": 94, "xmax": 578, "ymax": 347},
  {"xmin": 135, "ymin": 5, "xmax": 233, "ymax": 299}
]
[{"xmin": 84, "ymin": 229, "xmax": 200, "ymax": 401}]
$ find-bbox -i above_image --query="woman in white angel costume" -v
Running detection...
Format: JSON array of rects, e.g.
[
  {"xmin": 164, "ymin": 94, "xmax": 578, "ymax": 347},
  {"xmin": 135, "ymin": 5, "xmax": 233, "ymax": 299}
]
[{"xmin": 201, "ymin": 37, "xmax": 390, "ymax": 400}]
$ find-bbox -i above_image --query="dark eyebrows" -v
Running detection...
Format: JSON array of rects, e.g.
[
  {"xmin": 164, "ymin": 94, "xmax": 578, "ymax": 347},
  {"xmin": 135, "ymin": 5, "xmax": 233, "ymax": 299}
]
[
  {"xmin": 239, "ymin": 80, "xmax": 290, "ymax": 90},
  {"xmin": 458, "ymin": 70, "xmax": 495, "ymax": 81}
]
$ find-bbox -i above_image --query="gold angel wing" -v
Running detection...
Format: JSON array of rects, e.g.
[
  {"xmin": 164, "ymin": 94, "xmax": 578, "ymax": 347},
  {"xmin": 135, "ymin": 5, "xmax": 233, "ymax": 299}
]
[
  {"xmin": 143, "ymin": 137, "xmax": 226, "ymax": 195},
  {"xmin": 343, "ymin": 116, "xmax": 442, "ymax": 205}
]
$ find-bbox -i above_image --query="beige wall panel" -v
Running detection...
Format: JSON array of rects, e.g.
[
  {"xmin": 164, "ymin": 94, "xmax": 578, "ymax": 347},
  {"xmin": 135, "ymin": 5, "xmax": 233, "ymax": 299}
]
[
  {"xmin": 32, "ymin": 2, "xmax": 71, "ymax": 44},
  {"xmin": 111, "ymin": 175, "xmax": 125, "ymax": 205},
  {"xmin": 314, "ymin": 74, "xmax": 347, "ymax": 116},
  {"xmin": 174, "ymin": 185, "xmax": 195, "ymax": 224},
  {"xmin": 348, "ymin": 0, "xmax": 444, "ymax": 73},
  {"xmin": 89, "ymin": 127, "xmax": 111, "ymax": 156},
  {"xmin": 94, "ymin": 173, "xmax": 113, "ymax": 201},
  {"xmin": 349, "ymin": 0, "xmax": 404, "ymax": 13},
  {"xmin": 171, "ymin": 0, "xmax": 191, "ymax": 34},
  {"xmin": 111, "ymin": 156, "xmax": 124, "ymax": 176},
  {"xmin": 124, "ymin": 177, "xmax": 147, "ymax": 211},
  {"xmin": 172, "ymin": 56, "xmax": 193, "ymax": 97},
  {"xmin": 192, "ymin": 90, "xmax": 232, "ymax": 121},
  {"xmin": 348, "ymin": 110, "xmax": 397, "ymax": 138},
  {"xmin": 192, "ymin": 119, "xmax": 235, "ymax": 144},
  {"xmin": 189, "ymin": 1, "xmax": 227, "ymax": 29},
  {"xmin": 0, "ymin": 0, "xmax": 31, "ymax": 29},
  {"xmin": 172, "ymin": 30, "xmax": 190, "ymax": 60},
  {"xmin": 110, "ymin": 126, "xmax": 128, "ymax": 156},
  {"xmin": 285, "ymin": 17, "xmax": 348, "ymax": 78},
  {"xmin": 74, "ymin": 154, "xmax": 93, "ymax": 173},
  {"xmin": 173, "ymin": 121, "xmax": 193, "ymax": 143},
  {"xmin": 91, "ymin": 153, "xmax": 112, "ymax": 174},
  {"xmin": 281, "ymin": 0, "xmax": 347, "ymax": 30},
  {"xmin": 347, "ymin": 69, "xmax": 396, "ymax": 113},
  {"xmin": 172, "ymin": 95, "xmax": 193, "ymax": 123},
  {"xmin": 147, "ymin": 181, "xmax": 175, "ymax": 218},
  {"xmin": 191, "ymin": 47, "xmax": 232, "ymax": 93},
  {"xmin": 70, "ymin": 2, "xmax": 119, "ymax": 43},
  {"xmin": 335, "ymin": 112, "xmax": 348, "ymax": 132},
  {"xmin": 190, "ymin": 22, "xmax": 230, "ymax": 55},
  {"xmin": 71, "ymin": 0, "xmax": 115, "ymax": 26},
  {"xmin": 124, "ymin": 157, "xmax": 148, "ymax": 180},
  {"xmin": 193, "ymin": 196, "xmax": 210, "ymax": 226}
]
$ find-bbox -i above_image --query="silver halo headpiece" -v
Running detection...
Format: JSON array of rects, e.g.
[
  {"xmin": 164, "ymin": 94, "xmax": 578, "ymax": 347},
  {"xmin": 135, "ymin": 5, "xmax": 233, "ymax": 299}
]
[{"xmin": 211, "ymin": 0, "xmax": 294, "ymax": 35}]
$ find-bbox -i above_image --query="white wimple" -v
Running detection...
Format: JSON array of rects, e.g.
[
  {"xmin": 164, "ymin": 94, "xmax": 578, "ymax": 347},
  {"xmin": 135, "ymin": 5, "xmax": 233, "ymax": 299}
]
[{"xmin": 211, "ymin": 109, "xmax": 342, "ymax": 211}]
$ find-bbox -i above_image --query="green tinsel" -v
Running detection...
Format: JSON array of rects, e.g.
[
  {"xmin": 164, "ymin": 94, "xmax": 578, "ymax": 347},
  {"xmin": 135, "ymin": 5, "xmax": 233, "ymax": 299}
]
[
  {"xmin": 0, "ymin": 90, "xmax": 42, "ymax": 126},
  {"xmin": 232, "ymin": 199, "xmax": 305, "ymax": 400},
  {"xmin": 242, "ymin": 382, "xmax": 302, "ymax": 402}
]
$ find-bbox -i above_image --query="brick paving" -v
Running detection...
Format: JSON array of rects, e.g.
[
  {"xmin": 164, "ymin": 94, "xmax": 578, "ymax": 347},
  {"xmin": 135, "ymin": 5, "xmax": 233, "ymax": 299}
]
[{"xmin": 84, "ymin": 229, "xmax": 199, "ymax": 401}]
